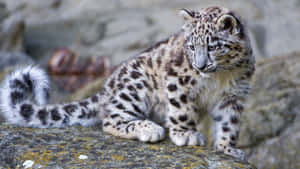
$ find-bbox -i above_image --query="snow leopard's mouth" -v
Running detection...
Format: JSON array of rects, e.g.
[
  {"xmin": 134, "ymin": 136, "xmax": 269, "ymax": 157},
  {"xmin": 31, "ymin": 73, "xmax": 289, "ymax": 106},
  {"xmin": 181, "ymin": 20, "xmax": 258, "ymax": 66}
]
[
  {"xmin": 203, "ymin": 65, "xmax": 217, "ymax": 73},
  {"xmin": 192, "ymin": 62, "xmax": 217, "ymax": 73}
]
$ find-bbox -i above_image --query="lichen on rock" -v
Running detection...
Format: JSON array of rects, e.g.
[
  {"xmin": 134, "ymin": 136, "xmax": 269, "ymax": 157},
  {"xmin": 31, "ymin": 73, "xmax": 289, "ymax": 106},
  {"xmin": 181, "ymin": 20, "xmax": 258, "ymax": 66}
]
[{"xmin": 0, "ymin": 124, "xmax": 256, "ymax": 169}]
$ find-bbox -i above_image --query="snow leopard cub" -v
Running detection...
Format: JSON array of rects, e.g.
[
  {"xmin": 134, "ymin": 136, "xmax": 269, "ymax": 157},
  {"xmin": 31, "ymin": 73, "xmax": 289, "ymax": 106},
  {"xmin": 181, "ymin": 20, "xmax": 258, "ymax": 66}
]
[{"xmin": 0, "ymin": 6, "xmax": 254, "ymax": 160}]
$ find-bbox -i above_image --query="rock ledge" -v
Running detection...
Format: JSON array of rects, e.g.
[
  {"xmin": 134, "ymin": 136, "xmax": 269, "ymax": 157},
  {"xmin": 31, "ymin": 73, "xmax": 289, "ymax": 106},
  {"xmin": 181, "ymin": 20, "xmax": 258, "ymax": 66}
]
[{"xmin": 0, "ymin": 124, "xmax": 256, "ymax": 169}]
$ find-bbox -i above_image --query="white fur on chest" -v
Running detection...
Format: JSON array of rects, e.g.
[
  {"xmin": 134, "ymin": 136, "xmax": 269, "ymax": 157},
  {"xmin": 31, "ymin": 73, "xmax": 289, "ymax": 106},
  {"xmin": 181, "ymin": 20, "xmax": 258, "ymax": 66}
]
[{"xmin": 196, "ymin": 72, "xmax": 236, "ymax": 113}]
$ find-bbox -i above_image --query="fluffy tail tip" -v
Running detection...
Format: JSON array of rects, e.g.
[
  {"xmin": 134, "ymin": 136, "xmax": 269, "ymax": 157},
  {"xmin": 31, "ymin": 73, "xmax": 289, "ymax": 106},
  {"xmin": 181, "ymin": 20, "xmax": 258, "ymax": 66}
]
[{"xmin": 0, "ymin": 65, "xmax": 50, "ymax": 113}]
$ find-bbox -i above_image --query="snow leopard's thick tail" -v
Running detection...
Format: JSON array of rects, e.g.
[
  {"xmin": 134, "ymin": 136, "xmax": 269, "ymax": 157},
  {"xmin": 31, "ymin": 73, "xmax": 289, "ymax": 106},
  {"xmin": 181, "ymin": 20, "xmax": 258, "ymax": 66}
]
[{"xmin": 0, "ymin": 66, "xmax": 101, "ymax": 128}]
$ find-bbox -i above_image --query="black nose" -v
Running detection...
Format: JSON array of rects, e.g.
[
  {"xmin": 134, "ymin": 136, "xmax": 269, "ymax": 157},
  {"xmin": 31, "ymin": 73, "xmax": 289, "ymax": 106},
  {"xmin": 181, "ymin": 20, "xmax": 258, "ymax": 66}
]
[{"xmin": 198, "ymin": 63, "xmax": 207, "ymax": 70}]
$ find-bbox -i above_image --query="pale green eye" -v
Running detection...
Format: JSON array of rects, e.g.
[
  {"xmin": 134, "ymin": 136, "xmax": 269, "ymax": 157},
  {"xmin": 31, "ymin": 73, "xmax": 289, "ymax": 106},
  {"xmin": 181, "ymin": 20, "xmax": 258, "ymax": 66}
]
[
  {"xmin": 208, "ymin": 45, "xmax": 217, "ymax": 51},
  {"xmin": 188, "ymin": 45, "xmax": 195, "ymax": 51}
]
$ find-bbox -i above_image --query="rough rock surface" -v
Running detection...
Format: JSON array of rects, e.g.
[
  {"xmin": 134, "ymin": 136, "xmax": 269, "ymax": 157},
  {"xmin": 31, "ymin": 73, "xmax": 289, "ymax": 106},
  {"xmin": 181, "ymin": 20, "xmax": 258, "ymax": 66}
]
[
  {"xmin": 0, "ymin": 2, "xmax": 24, "ymax": 51},
  {"xmin": 0, "ymin": 124, "xmax": 256, "ymax": 169},
  {"xmin": 241, "ymin": 53, "xmax": 300, "ymax": 169}
]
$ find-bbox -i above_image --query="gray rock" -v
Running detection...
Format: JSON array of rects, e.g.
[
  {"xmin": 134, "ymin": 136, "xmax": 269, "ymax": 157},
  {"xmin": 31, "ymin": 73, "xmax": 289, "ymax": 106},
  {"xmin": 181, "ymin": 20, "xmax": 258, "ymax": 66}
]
[
  {"xmin": 3, "ymin": 0, "xmax": 299, "ymax": 65},
  {"xmin": 0, "ymin": 124, "xmax": 256, "ymax": 169},
  {"xmin": 0, "ymin": 52, "xmax": 34, "ymax": 70},
  {"xmin": 240, "ymin": 53, "xmax": 300, "ymax": 169},
  {"xmin": 0, "ymin": 2, "xmax": 25, "ymax": 51}
]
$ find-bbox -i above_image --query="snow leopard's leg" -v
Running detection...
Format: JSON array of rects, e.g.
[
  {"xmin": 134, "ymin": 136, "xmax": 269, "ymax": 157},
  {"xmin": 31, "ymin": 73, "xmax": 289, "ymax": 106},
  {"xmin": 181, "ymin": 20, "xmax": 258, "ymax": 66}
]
[
  {"xmin": 164, "ymin": 76, "xmax": 206, "ymax": 146},
  {"xmin": 103, "ymin": 115, "xmax": 165, "ymax": 142},
  {"xmin": 101, "ymin": 64, "xmax": 165, "ymax": 143},
  {"xmin": 211, "ymin": 96, "xmax": 246, "ymax": 160},
  {"xmin": 102, "ymin": 99, "xmax": 165, "ymax": 143},
  {"xmin": 167, "ymin": 103, "xmax": 206, "ymax": 146}
]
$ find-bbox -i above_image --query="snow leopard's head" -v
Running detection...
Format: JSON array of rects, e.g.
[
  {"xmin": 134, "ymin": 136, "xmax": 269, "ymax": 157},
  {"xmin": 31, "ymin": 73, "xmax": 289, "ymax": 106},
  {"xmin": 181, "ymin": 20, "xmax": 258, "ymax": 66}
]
[{"xmin": 180, "ymin": 6, "xmax": 254, "ymax": 73}]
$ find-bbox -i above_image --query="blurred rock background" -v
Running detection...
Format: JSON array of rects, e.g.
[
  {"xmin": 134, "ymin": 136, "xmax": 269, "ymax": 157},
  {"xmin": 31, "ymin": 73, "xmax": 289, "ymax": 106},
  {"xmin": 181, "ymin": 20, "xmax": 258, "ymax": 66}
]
[{"xmin": 0, "ymin": 0, "xmax": 299, "ymax": 168}]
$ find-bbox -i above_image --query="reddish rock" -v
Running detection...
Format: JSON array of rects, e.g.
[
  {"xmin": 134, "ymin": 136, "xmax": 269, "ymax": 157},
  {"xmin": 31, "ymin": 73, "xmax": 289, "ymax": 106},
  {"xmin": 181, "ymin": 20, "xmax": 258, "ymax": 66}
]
[{"xmin": 48, "ymin": 48, "xmax": 113, "ymax": 91}]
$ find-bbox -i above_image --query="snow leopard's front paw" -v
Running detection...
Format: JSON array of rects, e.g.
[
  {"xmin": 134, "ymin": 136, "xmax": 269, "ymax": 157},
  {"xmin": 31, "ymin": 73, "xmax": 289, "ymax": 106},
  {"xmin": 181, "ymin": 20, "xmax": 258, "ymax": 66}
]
[
  {"xmin": 214, "ymin": 144, "xmax": 247, "ymax": 161},
  {"xmin": 169, "ymin": 129, "xmax": 207, "ymax": 146},
  {"xmin": 224, "ymin": 147, "xmax": 247, "ymax": 161},
  {"xmin": 135, "ymin": 120, "xmax": 165, "ymax": 143}
]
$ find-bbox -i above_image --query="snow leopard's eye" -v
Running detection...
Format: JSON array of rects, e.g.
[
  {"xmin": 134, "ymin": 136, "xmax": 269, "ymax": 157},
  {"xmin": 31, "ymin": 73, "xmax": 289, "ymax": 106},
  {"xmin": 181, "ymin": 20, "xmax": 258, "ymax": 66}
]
[
  {"xmin": 188, "ymin": 45, "xmax": 195, "ymax": 51},
  {"xmin": 208, "ymin": 45, "xmax": 217, "ymax": 51}
]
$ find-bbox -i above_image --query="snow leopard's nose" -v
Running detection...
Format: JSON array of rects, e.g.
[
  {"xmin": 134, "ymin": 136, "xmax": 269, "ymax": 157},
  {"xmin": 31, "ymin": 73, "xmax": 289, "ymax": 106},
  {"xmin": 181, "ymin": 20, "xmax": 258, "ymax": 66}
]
[
  {"xmin": 193, "ymin": 46, "xmax": 208, "ymax": 70},
  {"xmin": 193, "ymin": 54, "xmax": 215, "ymax": 72},
  {"xmin": 195, "ymin": 61, "xmax": 214, "ymax": 71},
  {"xmin": 194, "ymin": 61, "xmax": 207, "ymax": 71},
  {"xmin": 193, "ymin": 56, "xmax": 206, "ymax": 71},
  {"xmin": 193, "ymin": 45, "xmax": 214, "ymax": 71}
]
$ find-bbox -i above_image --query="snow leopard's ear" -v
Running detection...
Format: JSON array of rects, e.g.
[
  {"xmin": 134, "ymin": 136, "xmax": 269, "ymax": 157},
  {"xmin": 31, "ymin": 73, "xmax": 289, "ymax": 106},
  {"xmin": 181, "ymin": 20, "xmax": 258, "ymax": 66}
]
[
  {"xmin": 179, "ymin": 9, "xmax": 196, "ymax": 39},
  {"xmin": 217, "ymin": 12, "xmax": 244, "ymax": 36},
  {"xmin": 179, "ymin": 8, "xmax": 195, "ymax": 21}
]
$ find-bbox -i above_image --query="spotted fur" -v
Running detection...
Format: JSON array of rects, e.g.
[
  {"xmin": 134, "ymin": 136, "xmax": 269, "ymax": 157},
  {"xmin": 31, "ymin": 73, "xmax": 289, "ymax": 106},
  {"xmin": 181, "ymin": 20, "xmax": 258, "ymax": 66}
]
[{"xmin": 0, "ymin": 7, "xmax": 254, "ymax": 160}]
